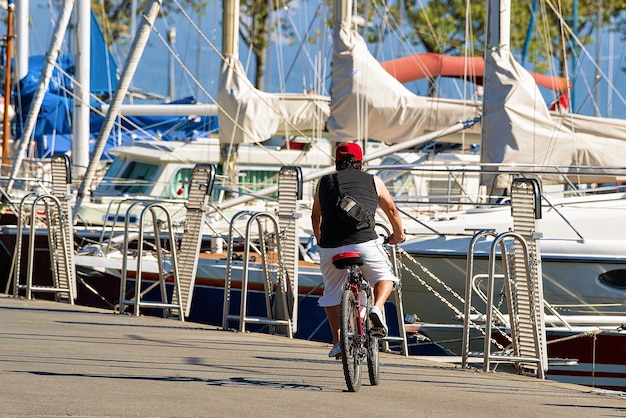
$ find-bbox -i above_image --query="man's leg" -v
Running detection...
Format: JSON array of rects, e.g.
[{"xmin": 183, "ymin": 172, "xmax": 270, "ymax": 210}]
[
  {"xmin": 373, "ymin": 280, "xmax": 394, "ymax": 310},
  {"xmin": 370, "ymin": 280, "xmax": 393, "ymax": 337},
  {"xmin": 325, "ymin": 305, "xmax": 341, "ymax": 344}
]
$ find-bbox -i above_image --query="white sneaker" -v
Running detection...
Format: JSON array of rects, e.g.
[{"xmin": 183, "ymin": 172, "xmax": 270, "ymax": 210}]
[
  {"xmin": 328, "ymin": 342, "xmax": 342, "ymax": 358},
  {"xmin": 369, "ymin": 306, "xmax": 388, "ymax": 338}
]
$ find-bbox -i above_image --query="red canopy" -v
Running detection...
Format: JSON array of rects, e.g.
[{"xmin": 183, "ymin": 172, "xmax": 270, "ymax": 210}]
[{"xmin": 381, "ymin": 52, "xmax": 570, "ymax": 94}]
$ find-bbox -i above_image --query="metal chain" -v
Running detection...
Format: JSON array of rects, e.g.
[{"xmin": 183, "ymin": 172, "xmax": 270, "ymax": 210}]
[{"xmin": 394, "ymin": 247, "xmax": 510, "ymax": 351}]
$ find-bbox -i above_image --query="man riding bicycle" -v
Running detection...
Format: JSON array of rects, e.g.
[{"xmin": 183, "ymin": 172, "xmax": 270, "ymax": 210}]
[{"xmin": 311, "ymin": 142, "xmax": 405, "ymax": 358}]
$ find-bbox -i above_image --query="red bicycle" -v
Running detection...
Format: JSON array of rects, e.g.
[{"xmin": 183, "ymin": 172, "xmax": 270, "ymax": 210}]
[{"xmin": 332, "ymin": 251, "xmax": 380, "ymax": 392}]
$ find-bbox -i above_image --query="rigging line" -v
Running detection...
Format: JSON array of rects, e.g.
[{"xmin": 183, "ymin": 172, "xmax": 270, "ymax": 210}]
[
  {"xmin": 148, "ymin": 18, "xmax": 215, "ymax": 105},
  {"xmin": 414, "ymin": 0, "xmax": 440, "ymax": 54},
  {"xmin": 93, "ymin": 0, "xmax": 118, "ymax": 98},
  {"xmin": 170, "ymin": 0, "xmax": 225, "ymax": 61},
  {"xmin": 516, "ymin": 4, "xmax": 561, "ymax": 169},
  {"xmin": 533, "ymin": 0, "xmax": 574, "ymax": 169},
  {"xmin": 170, "ymin": 22, "xmax": 199, "ymax": 99},
  {"xmin": 607, "ymin": 19, "xmax": 620, "ymax": 118},
  {"xmin": 370, "ymin": 0, "xmax": 423, "ymax": 59},
  {"xmin": 171, "ymin": 0, "xmax": 327, "ymax": 152},
  {"xmin": 271, "ymin": 0, "xmax": 287, "ymax": 93},
  {"xmin": 51, "ymin": 66, "xmax": 169, "ymax": 144},
  {"xmin": 371, "ymin": 0, "xmax": 389, "ymax": 59},
  {"xmin": 544, "ymin": 0, "xmax": 626, "ymax": 109},
  {"xmin": 455, "ymin": 0, "xmax": 476, "ymax": 141},
  {"xmin": 536, "ymin": 0, "xmax": 559, "ymax": 81},
  {"xmin": 370, "ymin": 0, "xmax": 469, "ymax": 99},
  {"xmin": 521, "ymin": 0, "xmax": 539, "ymax": 67},
  {"xmin": 574, "ymin": 17, "xmax": 611, "ymax": 118},
  {"xmin": 282, "ymin": 1, "xmax": 325, "ymax": 88},
  {"xmin": 517, "ymin": 1, "xmax": 570, "ymax": 168}
]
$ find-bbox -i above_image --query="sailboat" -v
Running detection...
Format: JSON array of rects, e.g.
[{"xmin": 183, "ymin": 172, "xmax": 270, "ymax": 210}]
[
  {"xmin": 63, "ymin": 0, "xmax": 490, "ymax": 343},
  {"xmin": 389, "ymin": 0, "xmax": 626, "ymax": 391}
]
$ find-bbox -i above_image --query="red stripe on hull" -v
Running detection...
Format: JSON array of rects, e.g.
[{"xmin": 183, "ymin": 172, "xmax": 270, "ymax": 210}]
[{"xmin": 547, "ymin": 333, "xmax": 626, "ymax": 365}]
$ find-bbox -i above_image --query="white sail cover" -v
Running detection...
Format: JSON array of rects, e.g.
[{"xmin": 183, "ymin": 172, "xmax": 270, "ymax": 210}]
[
  {"xmin": 481, "ymin": 49, "xmax": 626, "ymax": 189},
  {"xmin": 217, "ymin": 56, "xmax": 329, "ymax": 144},
  {"xmin": 327, "ymin": 24, "xmax": 482, "ymax": 145}
]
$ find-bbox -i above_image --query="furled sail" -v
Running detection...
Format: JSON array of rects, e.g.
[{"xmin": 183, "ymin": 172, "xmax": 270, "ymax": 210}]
[
  {"xmin": 480, "ymin": 48, "xmax": 626, "ymax": 189},
  {"xmin": 327, "ymin": 24, "xmax": 482, "ymax": 145},
  {"xmin": 217, "ymin": 56, "xmax": 329, "ymax": 144}
]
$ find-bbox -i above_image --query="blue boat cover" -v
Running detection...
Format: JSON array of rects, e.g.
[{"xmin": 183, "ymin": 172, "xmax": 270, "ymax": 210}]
[{"xmin": 11, "ymin": 10, "xmax": 218, "ymax": 160}]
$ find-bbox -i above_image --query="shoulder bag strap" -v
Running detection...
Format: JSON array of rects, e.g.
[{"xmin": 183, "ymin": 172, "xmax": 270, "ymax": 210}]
[{"xmin": 332, "ymin": 173, "xmax": 344, "ymax": 197}]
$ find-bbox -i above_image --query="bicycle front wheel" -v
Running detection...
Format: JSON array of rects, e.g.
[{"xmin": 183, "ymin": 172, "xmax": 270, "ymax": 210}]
[{"xmin": 340, "ymin": 288, "xmax": 362, "ymax": 392}]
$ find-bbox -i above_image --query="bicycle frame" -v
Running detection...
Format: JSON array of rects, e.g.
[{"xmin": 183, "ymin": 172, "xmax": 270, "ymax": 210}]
[
  {"xmin": 345, "ymin": 265, "xmax": 368, "ymax": 341},
  {"xmin": 333, "ymin": 251, "xmax": 380, "ymax": 391}
]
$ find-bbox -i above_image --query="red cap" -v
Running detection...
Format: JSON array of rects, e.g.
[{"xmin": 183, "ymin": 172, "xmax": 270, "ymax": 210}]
[{"xmin": 335, "ymin": 142, "xmax": 363, "ymax": 162}]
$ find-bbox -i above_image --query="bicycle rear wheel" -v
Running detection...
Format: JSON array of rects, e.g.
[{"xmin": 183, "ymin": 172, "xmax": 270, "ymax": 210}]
[
  {"xmin": 340, "ymin": 288, "xmax": 361, "ymax": 392},
  {"xmin": 367, "ymin": 333, "xmax": 380, "ymax": 386}
]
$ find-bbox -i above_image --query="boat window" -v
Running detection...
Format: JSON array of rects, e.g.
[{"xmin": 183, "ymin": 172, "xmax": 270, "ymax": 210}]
[
  {"xmin": 385, "ymin": 172, "xmax": 416, "ymax": 197},
  {"xmin": 96, "ymin": 158, "xmax": 126, "ymax": 191},
  {"xmin": 113, "ymin": 162, "xmax": 159, "ymax": 194},
  {"xmin": 376, "ymin": 157, "xmax": 417, "ymax": 197},
  {"xmin": 212, "ymin": 169, "xmax": 280, "ymax": 202},
  {"xmin": 166, "ymin": 168, "xmax": 193, "ymax": 199},
  {"xmin": 239, "ymin": 170, "xmax": 280, "ymax": 192},
  {"xmin": 598, "ymin": 270, "xmax": 626, "ymax": 290}
]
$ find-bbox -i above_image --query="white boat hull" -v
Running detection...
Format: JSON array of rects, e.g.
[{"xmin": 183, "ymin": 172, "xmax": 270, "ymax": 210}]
[{"xmin": 400, "ymin": 236, "xmax": 626, "ymax": 325}]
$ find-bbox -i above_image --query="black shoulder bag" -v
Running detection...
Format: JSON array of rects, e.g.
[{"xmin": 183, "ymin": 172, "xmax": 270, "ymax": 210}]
[{"xmin": 332, "ymin": 173, "xmax": 375, "ymax": 230}]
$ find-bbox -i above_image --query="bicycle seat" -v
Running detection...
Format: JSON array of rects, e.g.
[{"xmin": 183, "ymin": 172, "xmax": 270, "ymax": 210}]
[{"xmin": 332, "ymin": 252, "xmax": 364, "ymax": 269}]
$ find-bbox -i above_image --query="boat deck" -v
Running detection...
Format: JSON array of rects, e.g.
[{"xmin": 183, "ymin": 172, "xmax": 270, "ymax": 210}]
[{"xmin": 1, "ymin": 295, "xmax": 625, "ymax": 417}]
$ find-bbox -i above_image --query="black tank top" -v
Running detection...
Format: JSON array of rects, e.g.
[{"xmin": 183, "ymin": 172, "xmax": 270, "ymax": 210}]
[{"xmin": 318, "ymin": 168, "xmax": 378, "ymax": 248}]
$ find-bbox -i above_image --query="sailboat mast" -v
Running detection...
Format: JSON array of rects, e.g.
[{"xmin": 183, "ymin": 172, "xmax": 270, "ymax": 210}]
[
  {"xmin": 334, "ymin": 0, "xmax": 352, "ymax": 27},
  {"xmin": 14, "ymin": 0, "xmax": 27, "ymax": 81},
  {"xmin": 481, "ymin": 0, "xmax": 511, "ymax": 198},
  {"xmin": 73, "ymin": 0, "xmax": 91, "ymax": 178},
  {"xmin": 486, "ymin": 0, "xmax": 510, "ymax": 50},
  {"xmin": 222, "ymin": 0, "xmax": 239, "ymax": 58},
  {"xmin": 6, "ymin": 0, "xmax": 75, "ymax": 194},
  {"xmin": 73, "ymin": 0, "xmax": 162, "ymax": 222},
  {"xmin": 1, "ymin": 0, "xmax": 14, "ymax": 174},
  {"xmin": 219, "ymin": 0, "xmax": 241, "ymax": 199}
]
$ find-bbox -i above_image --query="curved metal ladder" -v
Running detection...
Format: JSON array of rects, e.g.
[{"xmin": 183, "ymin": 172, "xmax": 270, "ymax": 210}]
[
  {"xmin": 222, "ymin": 210, "xmax": 294, "ymax": 337},
  {"xmin": 12, "ymin": 154, "xmax": 75, "ymax": 303},
  {"xmin": 462, "ymin": 178, "xmax": 547, "ymax": 378},
  {"xmin": 117, "ymin": 163, "xmax": 216, "ymax": 320},
  {"xmin": 117, "ymin": 201, "xmax": 183, "ymax": 320},
  {"xmin": 221, "ymin": 166, "xmax": 302, "ymax": 337}
]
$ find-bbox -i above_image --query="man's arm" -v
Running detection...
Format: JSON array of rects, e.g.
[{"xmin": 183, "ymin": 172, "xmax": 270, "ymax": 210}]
[
  {"xmin": 311, "ymin": 183, "xmax": 322, "ymax": 243},
  {"xmin": 374, "ymin": 175, "xmax": 405, "ymax": 245}
]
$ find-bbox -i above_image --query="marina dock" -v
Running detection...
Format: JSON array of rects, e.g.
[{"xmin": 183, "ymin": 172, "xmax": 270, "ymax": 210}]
[{"xmin": 1, "ymin": 295, "xmax": 625, "ymax": 417}]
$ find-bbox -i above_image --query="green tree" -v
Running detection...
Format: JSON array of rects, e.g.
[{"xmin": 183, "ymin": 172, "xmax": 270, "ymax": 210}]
[
  {"xmin": 91, "ymin": 0, "xmax": 207, "ymax": 46},
  {"xmin": 239, "ymin": 0, "xmax": 296, "ymax": 90},
  {"xmin": 92, "ymin": 0, "xmax": 294, "ymax": 90},
  {"xmin": 398, "ymin": 0, "xmax": 626, "ymax": 78}
]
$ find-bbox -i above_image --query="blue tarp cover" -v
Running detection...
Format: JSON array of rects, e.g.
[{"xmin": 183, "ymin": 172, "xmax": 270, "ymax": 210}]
[{"xmin": 11, "ymin": 10, "xmax": 218, "ymax": 159}]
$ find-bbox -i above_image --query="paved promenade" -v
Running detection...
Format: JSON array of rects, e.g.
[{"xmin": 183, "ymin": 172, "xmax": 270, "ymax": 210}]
[{"xmin": 1, "ymin": 295, "xmax": 625, "ymax": 417}]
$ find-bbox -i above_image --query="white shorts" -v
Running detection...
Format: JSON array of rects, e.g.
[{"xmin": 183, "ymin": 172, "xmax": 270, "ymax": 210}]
[{"xmin": 317, "ymin": 238, "xmax": 398, "ymax": 307}]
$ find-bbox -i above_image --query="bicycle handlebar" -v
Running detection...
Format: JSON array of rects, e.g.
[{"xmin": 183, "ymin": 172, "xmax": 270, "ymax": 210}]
[{"xmin": 379, "ymin": 232, "xmax": 406, "ymax": 245}]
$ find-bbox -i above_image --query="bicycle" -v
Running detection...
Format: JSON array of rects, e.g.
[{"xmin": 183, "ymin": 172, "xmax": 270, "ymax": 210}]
[{"xmin": 332, "ymin": 251, "xmax": 380, "ymax": 392}]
